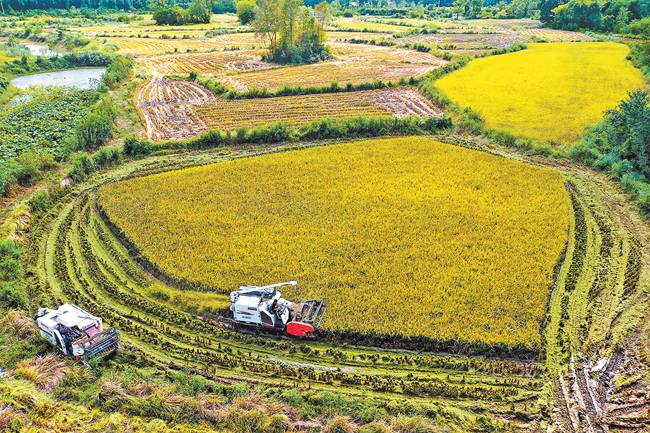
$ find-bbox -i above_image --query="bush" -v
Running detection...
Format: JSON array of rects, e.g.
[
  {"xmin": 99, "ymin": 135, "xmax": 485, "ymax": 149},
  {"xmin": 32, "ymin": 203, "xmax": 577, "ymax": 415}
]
[
  {"xmin": 237, "ymin": 0, "xmax": 256, "ymax": 25},
  {"xmin": 75, "ymin": 100, "xmax": 117, "ymax": 150},
  {"xmin": 70, "ymin": 154, "xmax": 94, "ymax": 183},
  {"xmin": 30, "ymin": 191, "xmax": 52, "ymax": 217},
  {"xmin": 123, "ymin": 137, "xmax": 152, "ymax": 156},
  {"xmin": 491, "ymin": 129, "xmax": 518, "ymax": 148},
  {"xmin": 0, "ymin": 281, "xmax": 27, "ymax": 309}
]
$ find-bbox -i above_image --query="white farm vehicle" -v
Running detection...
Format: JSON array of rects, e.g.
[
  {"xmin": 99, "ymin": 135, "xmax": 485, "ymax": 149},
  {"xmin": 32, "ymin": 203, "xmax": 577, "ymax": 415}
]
[
  {"xmin": 37, "ymin": 304, "xmax": 122, "ymax": 360},
  {"xmin": 230, "ymin": 281, "xmax": 326, "ymax": 337}
]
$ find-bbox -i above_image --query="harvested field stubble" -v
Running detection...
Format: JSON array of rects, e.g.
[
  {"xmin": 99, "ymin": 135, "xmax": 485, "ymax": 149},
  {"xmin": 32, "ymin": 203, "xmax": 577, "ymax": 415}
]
[
  {"xmin": 98, "ymin": 137, "xmax": 570, "ymax": 347},
  {"xmin": 436, "ymin": 42, "xmax": 647, "ymax": 143},
  {"xmin": 139, "ymin": 51, "xmax": 275, "ymax": 76},
  {"xmin": 221, "ymin": 61, "xmax": 440, "ymax": 91},
  {"xmin": 194, "ymin": 89, "xmax": 441, "ymax": 132}
]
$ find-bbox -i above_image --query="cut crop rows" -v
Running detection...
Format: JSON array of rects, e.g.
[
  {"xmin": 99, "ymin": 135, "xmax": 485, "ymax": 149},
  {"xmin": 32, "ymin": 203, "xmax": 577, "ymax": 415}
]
[
  {"xmin": 221, "ymin": 61, "xmax": 439, "ymax": 91},
  {"xmin": 194, "ymin": 89, "xmax": 441, "ymax": 132},
  {"xmin": 139, "ymin": 51, "xmax": 275, "ymax": 76}
]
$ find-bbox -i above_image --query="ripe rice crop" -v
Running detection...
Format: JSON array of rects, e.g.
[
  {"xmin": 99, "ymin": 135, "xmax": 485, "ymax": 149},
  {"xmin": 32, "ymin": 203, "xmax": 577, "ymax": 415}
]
[
  {"xmin": 519, "ymin": 28, "xmax": 594, "ymax": 42},
  {"xmin": 436, "ymin": 42, "xmax": 647, "ymax": 143},
  {"xmin": 221, "ymin": 61, "xmax": 439, "ymax": 91},
  {"xmin": 139, "ymin": 51, "xmax": 274, "ymax": 76},
  {"xmin": 194, "ymin": 89, "xmax": 441, "ymax": 132},
  {"xmin": 98, "ymin": 137, "xmax": 570, "ymax": 347}
]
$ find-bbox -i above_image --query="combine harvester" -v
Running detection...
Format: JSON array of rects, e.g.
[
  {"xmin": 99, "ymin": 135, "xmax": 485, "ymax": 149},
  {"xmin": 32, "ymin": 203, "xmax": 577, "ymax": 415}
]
[
  {"xmin": 37, "ymin": 304, "xmax": 122, "ymax": 361},
  {"xmin": 230, "ymin": 281, "xmax": 326, "ymax": 337}
]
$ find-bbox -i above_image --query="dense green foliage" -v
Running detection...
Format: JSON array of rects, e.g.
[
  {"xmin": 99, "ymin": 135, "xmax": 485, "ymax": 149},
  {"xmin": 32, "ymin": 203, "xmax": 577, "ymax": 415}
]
[
  {"xmin": 0, "ymin": 87, "xmax": 94, "ymax": 160},
  {"xmin": 237, "ymin": 0, "xmax": 257, "ymax": 24},
  {"xmin": 572, "ymin": 89, "xmax": 650, "ymax": 214},
  {"xmin": 253, "ymin": 0, "xmax": 332, "ymax": 64},
  {"xmin": 540, "ymin": 0, "xmax": 650, "ymax": 32},
  {"xmin": 153, "ymin": 0, "xmax": 211, "ymax": 25},
  {"xmin": 0, "ymin": 241, "xmax": 26, "ymax": 310}
]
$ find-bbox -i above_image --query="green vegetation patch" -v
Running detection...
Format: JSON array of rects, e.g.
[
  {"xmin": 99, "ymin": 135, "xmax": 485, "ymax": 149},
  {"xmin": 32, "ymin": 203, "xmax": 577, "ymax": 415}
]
[{"xmin": 0, "ymin": 86, "xmax": 94, "ymax": 160}]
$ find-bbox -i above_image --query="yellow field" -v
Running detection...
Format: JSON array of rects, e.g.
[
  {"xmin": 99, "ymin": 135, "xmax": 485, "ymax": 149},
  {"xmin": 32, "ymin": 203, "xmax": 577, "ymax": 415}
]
[
  {"xmin": 436, "ymin": 42, "xmax": 647, "ymax": 143},
  {"xmin": 98, "ymin": 137, "xmax": 570, "ymax": 347}
]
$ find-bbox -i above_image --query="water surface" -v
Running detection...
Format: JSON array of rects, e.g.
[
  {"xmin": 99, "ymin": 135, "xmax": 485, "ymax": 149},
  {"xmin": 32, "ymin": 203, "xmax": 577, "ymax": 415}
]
[{"xmin": 11, "ymin": 68, "xmax": 106, "ymax": 90}]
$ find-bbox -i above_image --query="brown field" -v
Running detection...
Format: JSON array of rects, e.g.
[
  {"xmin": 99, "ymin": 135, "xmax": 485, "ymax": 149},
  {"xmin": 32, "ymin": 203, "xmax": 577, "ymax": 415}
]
[
  {"xmin": 397, "ymin": 31, "xmax": 527, "ymax": 49},
  {"xmin": 138, "ymin": 51, "xmax": 275, "ymax": 76},
  {"xmin": 330, "ymin": 42, "xmax": 448, "ymax": 64},
  {"xmin": 519, "ymin": 28, "xmax": 595, "ymax": 42},
  {"xmin": 135, "ymin": 79, "xmax": 441, "ymax": 140},
  {"xmin": 195, "ymin": 89, "xmax": 441, "ymax": 131},
  {"xmin": 220, "ymin": 60, "xmax": 440, "ymax": 91},
  {"xmin": 137, "ymin": 79, "xmax": 216, "ymax": 140}
]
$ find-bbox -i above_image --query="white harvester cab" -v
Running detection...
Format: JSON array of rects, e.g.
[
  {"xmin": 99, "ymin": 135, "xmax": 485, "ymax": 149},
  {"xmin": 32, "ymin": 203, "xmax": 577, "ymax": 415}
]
[
  {"xmin": 230, "ymin": 281, "xmax": 326, "ymax": 337},
  {"xmin": 37, "ymin": 304, "xmax": 122, "ymax": 360}
]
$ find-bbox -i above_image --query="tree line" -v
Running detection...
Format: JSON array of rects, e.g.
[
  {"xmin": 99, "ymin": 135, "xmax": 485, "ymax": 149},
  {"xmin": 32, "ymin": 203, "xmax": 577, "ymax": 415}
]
[{"xmin": 540, "ymin": 0, "xmax": 650, "ymax": 33}]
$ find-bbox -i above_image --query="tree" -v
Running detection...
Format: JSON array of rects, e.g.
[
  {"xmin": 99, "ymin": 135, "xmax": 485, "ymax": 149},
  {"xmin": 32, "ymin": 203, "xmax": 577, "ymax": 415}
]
[
  {"xmin": 188, "ymin": 0, "xmax": 211, "ymax": 23},
  {"xmin": 452, "ymin": 0, "xmax": 465, "ymax": 18},
  {"xmin": 280, "ymin": 0, "xmax": 303, "ymax": 50},
  {"xmin": 252, "ymin": 0, "xmax": 281, "ymax": 46},
  {"xmin": 237, "ymin": 0, "xmax": 256, "ymax": 24},
  {"xmin": 314, "ymin": 1, "xmax": 331, "ymax": 41},
  {"xmin": 604, "ymin": 89, "xmax": 650, "ymax": 178},
  {"xmin": 253, "ymin": 0, "xmax": 330, "ymax": 64}
]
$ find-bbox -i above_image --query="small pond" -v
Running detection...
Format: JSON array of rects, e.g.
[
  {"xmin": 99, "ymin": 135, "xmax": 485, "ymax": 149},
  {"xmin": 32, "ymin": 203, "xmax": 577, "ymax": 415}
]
[
  {"xmin": 10, "ymin": 68, "xmax": 106, "ymax": 90},
  {"xmin": 24, "ymin": 43, "xmax": 58, "ymax": 57}
]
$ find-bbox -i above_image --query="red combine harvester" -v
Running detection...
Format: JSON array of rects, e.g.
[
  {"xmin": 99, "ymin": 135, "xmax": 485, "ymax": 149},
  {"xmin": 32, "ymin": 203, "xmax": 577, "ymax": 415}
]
[{"xmin": 229, "ymin": 281, "xmax": 326, "ymax": 337}]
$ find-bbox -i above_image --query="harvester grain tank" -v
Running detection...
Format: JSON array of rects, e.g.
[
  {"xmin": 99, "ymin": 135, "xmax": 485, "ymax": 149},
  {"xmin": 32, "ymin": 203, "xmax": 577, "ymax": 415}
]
[
  {"xmin": 229, "ymin": 281, "xmax": 326, "ymax": 337},
  {"xmin": 37, "ymin": 304, "xmax": 122, "ymax": 360}
]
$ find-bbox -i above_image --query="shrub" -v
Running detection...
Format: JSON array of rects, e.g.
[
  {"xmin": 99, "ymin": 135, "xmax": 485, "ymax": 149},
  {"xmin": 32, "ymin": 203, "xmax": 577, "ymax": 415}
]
[
  {"xmin": 123, "ymin": 137, "xmax": 152, "ymax": 156},
  {"xmin": 0, "ymin": 281, "xmax": 27, "ymax": 309},
  {"xmin": 30, "ymin": 191, "xmax": 52, "ymax": 217}
]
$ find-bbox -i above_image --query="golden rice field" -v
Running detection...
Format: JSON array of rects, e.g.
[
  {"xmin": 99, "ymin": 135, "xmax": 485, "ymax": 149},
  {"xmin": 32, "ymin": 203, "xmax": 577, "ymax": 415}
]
[
  {"xmin": 436, "ymin": 42, "xmax": 647, "ymax": 143},
  {"xmin": 138, "ymin": 51, "xmax": 274, "ymax": 76},
  {"xmin": 221, "ymin": 61, "xmax": 438, "ymax": 91},
  {"xmin": 194, "ymin": 89, "xmax": 440, "ymax": 132},
  {"xmin": 98, "ymin": 137, "xmax": 570, "ymax": 346}
]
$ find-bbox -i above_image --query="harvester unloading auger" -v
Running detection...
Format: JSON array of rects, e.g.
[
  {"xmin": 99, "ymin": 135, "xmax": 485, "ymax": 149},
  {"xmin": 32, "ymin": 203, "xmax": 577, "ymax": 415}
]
[
  {"xmin": 37, "ymin": 304, "xmax": 122, "ymax": 360},
  {"xmin": 230, "ymin": 281, "xmax": 326, "ymax": 337}
]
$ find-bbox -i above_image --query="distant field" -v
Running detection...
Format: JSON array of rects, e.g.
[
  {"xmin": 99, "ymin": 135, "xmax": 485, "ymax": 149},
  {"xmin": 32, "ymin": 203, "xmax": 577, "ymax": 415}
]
[
  {"xmin": 112, "ymin": 33, "xmax": 265, "ymax": 55},
  {"xmin": 397, "ymin": 30, "xmax": 526, "ymax": 49},
  {"xmin": 519, "ymin": 28, "xmax": 594, "ymax": 42},
  {"xmin": 330, "ymin": 42, "xmax": 447, "ymax": 64},
  {"xmin": 221, "ymin": 60, "xmax": 439, "ymax": 91},
  {"xmin": 195, "ymin": 89, "xmax": 440, "ymax": 131},
  {"xmin": 98, "ymin": 137, "xmax": 570, "ymax": 346},
  {"xmin": 436, "ymin": 42, "xmax": 647, "ymax": 143},
  {"xmin": 138, "ymin": 51, "xmax": 274, "ymax": 76}
]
